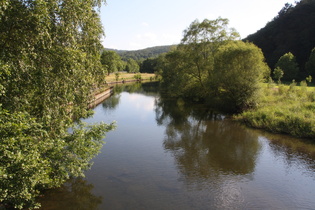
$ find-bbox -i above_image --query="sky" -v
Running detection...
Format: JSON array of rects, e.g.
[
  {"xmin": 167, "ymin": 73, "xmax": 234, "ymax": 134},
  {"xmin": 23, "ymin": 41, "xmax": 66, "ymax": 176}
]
[{"xmin": 100, "ymin": 0, "xmax": 297, "ymax": 51}]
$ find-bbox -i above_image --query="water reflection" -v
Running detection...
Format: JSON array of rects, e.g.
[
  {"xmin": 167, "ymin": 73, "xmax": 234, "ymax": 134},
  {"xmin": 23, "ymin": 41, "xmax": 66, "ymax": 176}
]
[
  {"xmin": 38, "ymin": 178, "xmax": 102, "ymax": 210},
  {"xmin": 155, "ymin": 96, "xmax": 261, "ymax": 179},
  {"xmin": 263, "ymin": 132, "xmax": 315, "ymax": 174},
  {"xmin": 102, "ymin": 93, "xmax": 120, "ymax": 111},
  {"xmin": 154, "ymin": 96, "xmax": 262, "ymax": 209},
  {"xmin": 39, "ymin": 83, "xmax": 315, "ymax": 209}
]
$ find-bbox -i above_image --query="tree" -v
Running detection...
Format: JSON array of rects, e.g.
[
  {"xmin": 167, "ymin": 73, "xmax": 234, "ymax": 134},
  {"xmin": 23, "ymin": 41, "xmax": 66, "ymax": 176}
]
[
  {"xmin": 140, "ymin": 58, "xmax": 159, "ymax": 73},
  {"xmin": 160, "ymin": 18, "xmax": 240, "ymax": 100},
  {"xmin": 0, "ymin": 0, "xmax": 115, "ymax": 208},
  {"xmin": 306, "ymin": 48, "xmax": 315, "ymax": 77},
  {"xmin": 125, "ymin": 58, "xmax": 140, "ymax": 73},
  {"xmin": 273, "ymin": 67, "xmax": 284, "ymax": 84},
  {"xmin": 245, "ymin": 0, "xmax": 315, "ymax": 72},
  {"xmin": 179, "ymin": 18, "xmax": 240, "ymax": 97},
  {"xmin": 275, "ymin": 52, "xmax": 299, "ymax": 81},
  {"xmin": 213, "ymin": 41, "xmax": 270, "ymax": 110},
  {"xmin": 100, "ymin": 50, "xmax": 124, "ymax": 75},
  {"xmin": 160, "ymin": 18, "xmax": 269, "ymax": 111}
]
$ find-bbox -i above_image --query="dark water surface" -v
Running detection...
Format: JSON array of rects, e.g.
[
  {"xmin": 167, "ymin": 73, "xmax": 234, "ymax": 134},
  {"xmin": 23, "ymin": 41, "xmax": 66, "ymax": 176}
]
[{"xmin": 39, "ymin": 83, "xmax": 315, "ymax": 210}]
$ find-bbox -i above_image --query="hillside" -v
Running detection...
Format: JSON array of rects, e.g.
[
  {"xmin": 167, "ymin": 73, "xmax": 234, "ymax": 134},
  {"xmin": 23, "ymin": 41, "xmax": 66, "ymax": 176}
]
[
  {"xmin": 245, "ymin": 0, "xmax": 315, "ymax": 75},
  {"xmin": 107, "ymin": 45, "xmax": 175, "ymax": 61}
]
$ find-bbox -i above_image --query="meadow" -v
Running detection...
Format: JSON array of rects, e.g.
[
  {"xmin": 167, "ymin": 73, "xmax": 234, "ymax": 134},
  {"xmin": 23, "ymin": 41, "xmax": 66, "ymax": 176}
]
[{"xmin": 236, "ymin": 82, "xmax": 315, "ymax": 139}]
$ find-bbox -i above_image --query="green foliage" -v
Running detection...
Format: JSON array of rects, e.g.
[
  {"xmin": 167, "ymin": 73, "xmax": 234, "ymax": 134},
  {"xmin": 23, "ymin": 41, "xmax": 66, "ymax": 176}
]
[
  {"xmin": 0, "ymin": 109, "xmax": 115, "ymax": 209},
  {"xmin": 100, "ymin": 50, "xmax": 124, "ymax": 75},
  {"xmin": 306, "ymin": 48, "xmax": 315, "ymax": 76},
  {"xmin": 125, "ymin": 58, "xmax": 140, "ymax": 73},
  {"xmin": 0, "ymin": 0, "xmax": 116, "ymax": 208},
  {"xmin": 273, "ymin": 67, "xmax": 284, "ymax": 84},
  {"xmin": 160, "ymin": 18, "xmax": 240, "ymax": 99},
  {"xmin": 111, "ymin": 45, "xmax": 174, "ymax": 61},
  {"xmin": 306, "ymin": 75, "xmax": 312, "ymax": 83},
  {"xmin": 213, "ymin": 41, "xmax": 270, "ymax": 110},
  {"xmin": 140, "ymin": 57, "xmax": 159, "ymax": 73},
  {"xmin": 159, "ymin": 18, "xmax": 268, "ymax": 111},
  {"xmin": 245, "ymin": 0, "xmax": 315, "ymax": 73},
  {"xmin": 275, "ymin": 52, "xmax": 299, "ymax": 81},
  {"xmin": 115, "ymin": 72, "xmax": 120, "ymax": 81},
  {"xmin": 134, "ymin": 73, "xmax": 142, "ymax": 80},
  {"xmin": 237, "ymin": 84, "xmax": 315, "ymax": 138}
]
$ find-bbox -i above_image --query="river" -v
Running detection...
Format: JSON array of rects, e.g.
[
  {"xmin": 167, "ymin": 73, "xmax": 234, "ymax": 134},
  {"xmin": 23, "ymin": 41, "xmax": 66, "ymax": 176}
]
[{"xmin": 39, "ymin": 82, "xmax": 315, "ymax": 209}]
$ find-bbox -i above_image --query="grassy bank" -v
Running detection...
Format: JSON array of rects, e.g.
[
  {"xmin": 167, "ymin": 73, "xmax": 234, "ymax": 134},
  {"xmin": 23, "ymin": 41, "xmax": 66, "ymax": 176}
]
[
  {"xmin": 236, "ymin": 83, "xmax": 315, "ymax": 139},
  {"xmin": 105, "ymin": 72, "xmax": 156, "ymax": 83}
]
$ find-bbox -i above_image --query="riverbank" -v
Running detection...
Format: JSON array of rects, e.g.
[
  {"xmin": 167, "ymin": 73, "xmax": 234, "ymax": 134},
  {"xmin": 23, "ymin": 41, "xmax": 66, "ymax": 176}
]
[
  {"xmin": 90, "ymin": 73, "xmax": 157, "ymax": 107},
  {"xmin": 236, "ymin": 84, "xmax": 315, "ymax": 139}
]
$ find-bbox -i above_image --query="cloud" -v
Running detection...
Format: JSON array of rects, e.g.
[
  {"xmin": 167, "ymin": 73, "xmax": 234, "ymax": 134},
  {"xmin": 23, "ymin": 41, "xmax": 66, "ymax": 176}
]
[
  {"xmin": 141, "ymin": 22, "xmax": 149, "ymax": 27},
  {"xmin": 136, "ymin": 32, "xmax": 158, "ymax": 41}
]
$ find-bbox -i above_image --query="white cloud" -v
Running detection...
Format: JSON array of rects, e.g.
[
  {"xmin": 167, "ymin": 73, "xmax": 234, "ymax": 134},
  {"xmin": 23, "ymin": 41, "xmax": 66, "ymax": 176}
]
[{"xmin": 141, "ymin": 22, "xmax": 149, "ymax": 27}]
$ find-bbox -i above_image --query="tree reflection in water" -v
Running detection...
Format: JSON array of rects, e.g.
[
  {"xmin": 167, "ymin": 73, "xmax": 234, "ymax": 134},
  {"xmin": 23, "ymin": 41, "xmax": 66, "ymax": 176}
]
[
  {"xmin": 38, "ymin": 178, "xmax": 102, "ymax": 210},
  {"xmin": 155, "ymin": 95, "xmax": 262, "ymax": 184}
]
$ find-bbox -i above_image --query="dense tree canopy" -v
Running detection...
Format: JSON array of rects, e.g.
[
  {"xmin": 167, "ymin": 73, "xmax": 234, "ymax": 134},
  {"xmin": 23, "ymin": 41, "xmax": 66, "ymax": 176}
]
[
  {"xmin": 125, "ymin": 58, "xmax": 140, "ymax": 73},
  {"xmin": 140, "ymin": 57, "xmax": 159, "ymax": 73},
  {"xmin": 100, "ymin": 50, "xmax": 124, "ymax": 75},
  {"xmin": 0, "ymin": 0, "xmax": 115, "ymax": 208},
  {"xmin": 245, "ymin": 0, "xmax": 315, "ymax": 77},
  {"xmin": 112, "ymin": 45, "xmax": 174, "ymax": 61},
  {"xmin": 159, "ymin": 18, "xmax": 269, "ymax": 112},
  {"xmin": 275, "ymin": 52, "xmax": 299, "ymax": 81},
  {"xmin": 213, "ymin": 41, "xmax": 269, "ymax": 110},
  {"xmin": 306, "ymin": 47, "xmax": 315, "ymax": 77}
]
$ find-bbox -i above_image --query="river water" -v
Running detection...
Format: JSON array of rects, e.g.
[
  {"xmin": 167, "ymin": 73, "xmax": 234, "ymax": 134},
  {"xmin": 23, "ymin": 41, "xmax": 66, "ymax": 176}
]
[{"xmin": 39, "ymin": 82, "xmax": 315, "ymax": 210}]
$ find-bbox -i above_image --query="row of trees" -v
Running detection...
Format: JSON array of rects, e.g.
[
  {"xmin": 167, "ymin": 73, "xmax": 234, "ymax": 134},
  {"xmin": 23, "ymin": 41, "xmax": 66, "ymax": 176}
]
[
  {"xmin": 100, "ymin": 50, "xmax": 140, "ymax": 74},
  {"xmin": 0, "ymin": 0, "xmax": 115, "ymax": 208},
  {"xmin": 157, "ymin": 18, "xmax": 269, "ymax": 112},
  {"xmin": 271, "ymin": 48, "xmax": 315, "ymax": 83},
  {"xmin": 100, "ymin": 49, "xmax": 169, "ymax": 75},
  {"xmin": 113, "ymin": 45, "xmax": 173, "ymax": 61}
]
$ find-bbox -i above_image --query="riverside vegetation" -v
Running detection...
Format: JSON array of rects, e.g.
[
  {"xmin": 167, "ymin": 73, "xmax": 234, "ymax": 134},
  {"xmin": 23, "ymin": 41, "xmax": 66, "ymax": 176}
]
[
  {"xmin": 0, "ymin": 0, "xmax": 115, "ymax": 209},
  {"xmin": 1, "ymin": 0, "xmax": 315, "ymax": 209},
  {"xmin": 155, "ymin": 13, "xmax": 315, "ymax": 139},
  {"xmin": 237, "ymin": 82, "xmax": 315, "ymax": 138}
]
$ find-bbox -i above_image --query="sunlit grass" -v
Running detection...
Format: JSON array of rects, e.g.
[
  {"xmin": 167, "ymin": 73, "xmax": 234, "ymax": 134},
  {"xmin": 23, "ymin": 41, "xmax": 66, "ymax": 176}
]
[
  {"xmin": 236, "ymin": 82, "xmax": 315, "ymax": 139},
  {"xmin": 105, "ymin": 72, "xmax": 155, "ymax": 83}
]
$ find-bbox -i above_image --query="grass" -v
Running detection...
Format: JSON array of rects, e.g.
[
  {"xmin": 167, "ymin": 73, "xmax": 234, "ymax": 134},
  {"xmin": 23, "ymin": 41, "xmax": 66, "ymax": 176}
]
[
  {"xmin": 105, "ymin": 72, "xmax": 156, "ymax": 83},
  {"xmin": 236, "ymin": 82, "xmax": 315, "ymax": 139}
]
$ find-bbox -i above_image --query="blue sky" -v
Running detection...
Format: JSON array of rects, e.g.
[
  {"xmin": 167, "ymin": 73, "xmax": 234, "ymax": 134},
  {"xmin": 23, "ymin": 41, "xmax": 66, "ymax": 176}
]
[{"xmin": 100, "ymin": 0, "xmax": 296, "ymax": 50}]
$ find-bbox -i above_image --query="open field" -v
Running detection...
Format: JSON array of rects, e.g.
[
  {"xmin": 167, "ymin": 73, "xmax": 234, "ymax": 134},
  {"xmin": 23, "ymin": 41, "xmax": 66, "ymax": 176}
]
[{"xmin": 105, "ymin": 72, "xmax": 156, "ymax": 83}]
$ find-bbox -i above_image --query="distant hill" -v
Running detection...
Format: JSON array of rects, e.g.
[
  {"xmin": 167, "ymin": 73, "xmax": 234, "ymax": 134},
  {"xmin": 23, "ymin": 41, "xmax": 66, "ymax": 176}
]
[
  {"xmin": 107, "ymin": 45, "xmax": 175, "ymax": 61},
  {"xmin": 245, "ymin": 0, "xmax": 315, "ymax": 75}
]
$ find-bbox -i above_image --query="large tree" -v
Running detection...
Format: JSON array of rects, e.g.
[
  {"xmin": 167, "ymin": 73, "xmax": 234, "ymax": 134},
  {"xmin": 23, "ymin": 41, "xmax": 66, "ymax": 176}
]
[
  {"xmin": 213, "ymin": 41, "xmax": 270, "ymax": 110},
  {"xmin": 0, "ymin": 0, "xmax": 115, "ymax": 208},
  {"xmin": 275, "ymin": 52, "xmax": 299, "ymax": 81},
  {"xmin": 125, "ymin": 58, "xmax": 140, "ymax": 73},
  {"xmin": 160, "ymin": 18, "xmax": 269, "ymax": 111},
  {"xmin": 100, "ymin": 50, "xmax": 124, "ymax": 75},
  {"xmin": 178, "ymin": 18, "xmax": 240, "ymax": 97}
]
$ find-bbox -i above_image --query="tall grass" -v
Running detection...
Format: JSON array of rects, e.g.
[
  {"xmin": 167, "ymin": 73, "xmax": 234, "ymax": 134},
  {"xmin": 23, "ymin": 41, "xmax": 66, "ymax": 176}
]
[{"xmin": 236, "ymin": 82, "xmax": 315, "ymax": 139}]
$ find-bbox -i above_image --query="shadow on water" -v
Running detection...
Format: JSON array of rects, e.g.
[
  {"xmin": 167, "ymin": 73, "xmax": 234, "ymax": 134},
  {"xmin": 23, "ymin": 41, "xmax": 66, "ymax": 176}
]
[
  {"xmin": 38, "ymin": 178, "xmax": 102, "ymax": 210},
  {"xmin": 155, "ymin": 94, "xmax": 261, "ymax": 185}
]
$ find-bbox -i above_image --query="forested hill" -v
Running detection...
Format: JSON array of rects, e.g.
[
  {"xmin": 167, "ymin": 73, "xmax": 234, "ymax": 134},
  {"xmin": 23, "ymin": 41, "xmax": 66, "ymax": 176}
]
[
  {"xmin": 245, "ymin": 0, "xmax": 315, "ymax": 72},
  {"xmin": 107, "ymin": 45, "xmax": 175, "ymax": 61}
]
